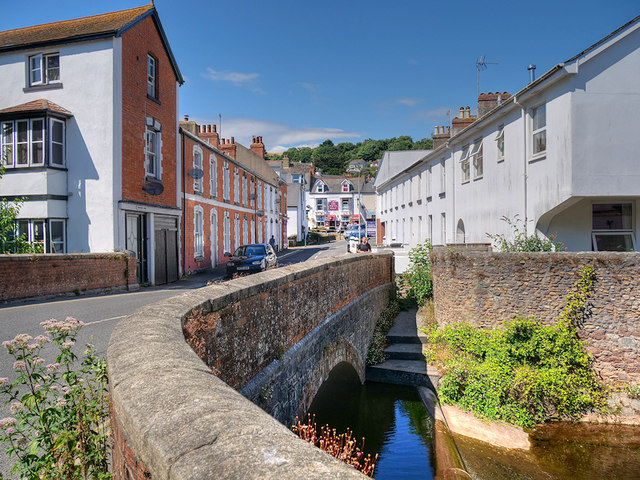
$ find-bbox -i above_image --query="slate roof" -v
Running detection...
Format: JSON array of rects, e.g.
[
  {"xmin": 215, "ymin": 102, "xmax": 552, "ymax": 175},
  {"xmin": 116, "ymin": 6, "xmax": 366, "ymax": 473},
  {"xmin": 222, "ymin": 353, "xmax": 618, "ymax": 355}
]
[
  {"xmin": 0, "ymin": 99, "xmax": 73, "ymax": 117},
  {"xmin": 0, "ymin": 5, "xmax": 183, "ymax": 84},
  {"xmin": 311, "ymin": 175, "xmax": 375, "ymax": 194},
  {"xmin": 286, "ymin": 183, "xmax": 302, "ymax": 207},
  {"xmin": 374, "ymin": 150, "xmax": 431, "ymax": 188}
]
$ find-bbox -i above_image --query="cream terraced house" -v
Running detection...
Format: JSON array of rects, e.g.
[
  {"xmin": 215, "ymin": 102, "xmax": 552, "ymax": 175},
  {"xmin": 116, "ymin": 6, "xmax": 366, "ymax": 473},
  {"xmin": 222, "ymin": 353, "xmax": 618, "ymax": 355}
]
[{"xmin": 375, "ymin": 14, "xmax": 640, "ymax": 252}]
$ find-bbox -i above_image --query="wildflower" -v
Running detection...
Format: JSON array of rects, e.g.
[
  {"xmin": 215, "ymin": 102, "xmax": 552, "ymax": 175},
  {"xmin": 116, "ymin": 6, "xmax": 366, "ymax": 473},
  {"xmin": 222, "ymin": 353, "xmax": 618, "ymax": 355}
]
[
  {"xmin": 50, "ymin": 385, "xmax": 58, "ymax": 391},
  {"xmin": 2, "ymin": 340, "xmax": 13, "ymax": 349},
  {"xmin": 61, "ymin": 341, "xmax": 75, "ymax": 349},
  {"xmin": 26, "ymin": 343, "xmax": 39, "ymax": 351},
  {"xmin": 5, "ymin": 427, "xmax": 15, "ymax": 435},
  {"xmin": 32, "ymin": 357, "xmax": 45, "ymax": 365},
  {"xmin": 0, "ymin": 418, "xmax": 17, "ymax": 428},
  {"xmin": 0, "ymin": 378, "xmax": 8, "ymax": 386},
  {"xmin": 41, "ymin": 375, "xmax": 51, "ymax": 381},
  {"xmin": 34, "ymin": 384, "xmax": 41, "ymax": 391},
  {"xmin": 13, "ymin": 361, "xmax": 26, "ymax": 371},
  {"xmin": 9, "ymin": 402, "xmax": 22, "ymax": 414},
  {"xmin": 12, "ymin": 334, "xmax": 32, "ymax": 346},
  {"xmin": 61, "ymin": 386, "xmax": 71, "ymax": 395},
  {"xmin": 34, "ymin": 335, "xmax": 50, "ymax": 344},
  {"xmin": 55, "ymin": 397, "xmax": 67, "ymax": 408},
  {"xmin": 45, "ymin": 363, "xmax": 61, "ymax": 372}
]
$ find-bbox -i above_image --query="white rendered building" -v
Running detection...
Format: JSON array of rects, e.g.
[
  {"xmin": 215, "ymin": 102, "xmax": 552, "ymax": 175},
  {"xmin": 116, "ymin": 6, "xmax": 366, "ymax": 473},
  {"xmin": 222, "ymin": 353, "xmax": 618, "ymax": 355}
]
[{"xmin": 376, "ymin": 15, "xmax": 640, "ymax": 252}]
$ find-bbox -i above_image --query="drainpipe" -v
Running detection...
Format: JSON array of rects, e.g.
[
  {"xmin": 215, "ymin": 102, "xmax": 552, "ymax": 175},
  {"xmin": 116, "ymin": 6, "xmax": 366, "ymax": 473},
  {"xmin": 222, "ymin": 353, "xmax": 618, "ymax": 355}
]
[
  {"xmin": 181, "ymin": 131, "xmax": 186, "ymax": 275},
  {"xmin": 513, "ymin": 96, "xmax": 528, "ymax": 230},
  {"xmin": 448, "ymin": 142, "xmax": 454, "ymax": 246}
]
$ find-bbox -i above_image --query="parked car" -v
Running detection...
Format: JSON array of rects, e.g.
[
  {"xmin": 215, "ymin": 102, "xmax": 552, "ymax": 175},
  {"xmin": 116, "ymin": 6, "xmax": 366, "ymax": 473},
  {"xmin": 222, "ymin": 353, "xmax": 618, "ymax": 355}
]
[{"xmin": 225, "ymin": 243, "xmax": 277, "ymax": 278}]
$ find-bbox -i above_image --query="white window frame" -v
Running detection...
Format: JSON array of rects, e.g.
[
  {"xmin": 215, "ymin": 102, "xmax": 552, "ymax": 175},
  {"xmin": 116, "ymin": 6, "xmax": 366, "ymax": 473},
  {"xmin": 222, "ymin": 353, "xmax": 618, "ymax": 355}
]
[
  {"xmin": 223, "ymin": 162, "xmax": 230, "ymax": 201},
  {"xmin": 440, "ymin": 160, "xmax": 446, "ymax": 194},
  {"xmin": 242, "ymin": 175, "xmax": 248, "ymax": 206},
  {"xmin": 496, "ymin": 125, "xmax": 505, "ymax": 162},
  {"xmin": 441, "ymin": 212, "xmax": 446, "ymax": 244},
  {"xmin": 223, "ymin": 211, "xmax": 231, "ymax": 253},
  {"xmin": 147, "ymin": 54, "xmax": 157, "ymax": 98},
  {"xmin": 28, "ymin": 52, "xmax": 60, "ymax": 87},
  {"xmin": 145, "ymin": 118, "xmax": 162, "ymax": 179},
  {"xmin": 49, "ymin": 118, "xmax": 65, "ymax": 166},
  {"xmin": 426, "ymin": 167, "xmax": 432, "ymax": 198},
  {"xmin": 460, "ymin": 145, "xmax": 470, "ymax": 184},
  {"xmin": 292, "ymin": 174, "xmax": 302, "ymax": 184},
  {"xmin": 234, "ymin": 168, "xmax": 240, "ymax": 203},
  {"xmin": 316, "ymin": 181, "xmax": 326, "ymax": 193},
  {"xmin": 1, "ymin": 118, "xmax": 46, "ymax": 168},
  {"xmin": 592, "ymin": 203, "xmax": 636, "ymax": 252},
  {"xmin": 243, "ymin": 216, "xmax": 248, "ymax": 244},
  {"xmin": 14, "ymin": 218, "xmax": 65, "ymax": 253},
  {"xmin": 531, "ymin": 103, "xmax": 546, "ymax": 159},
  {"xmin": 194, "ymin": 206, "xmax": 204, "ymax": 258},
  {"xmin": 470, "ymin": 138, "xmax": 483, "ymax": 179},
  {"xmin": 234, "ymin": 213, "xmax": 240, "ymax": 250},
  {"xmin": 417, "ymin": 173, "xmax": 422, "ymax": 201},
  {"xmin": 193, "ymin": 146, "xmax": 203, "ymax": 194},
  {"xmin": 209, "ymin": 156, "xmax": 217, "ymax": 197},
  {"xmin": 341, "ymin": 180, "xmax": 351, "ymax": 193},
  {"xmin": 250, "ymin": 177, "xmax": 255, "ymax": 208},
  {"xmin": 49, "ymin": 219, "xmax": 66, "ymax": 253}
]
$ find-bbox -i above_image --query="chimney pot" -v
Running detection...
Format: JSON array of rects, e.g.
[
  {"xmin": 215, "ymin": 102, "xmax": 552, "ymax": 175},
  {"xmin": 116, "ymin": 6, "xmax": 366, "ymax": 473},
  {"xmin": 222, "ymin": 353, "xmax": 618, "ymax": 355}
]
[
  {"xmin": 231, "ymin": 137, "xmax": 235, "ymax": 144},
  {"xmin": 459, "ymin": 107, "xmax": 464, "ymax": 118},
  {"xmin": 184, "ymin": 115, "xmax": 189, "ymax": 121},
  {"xmin": 197, "ymin": 125, "xmax": 201, "ymax": 133},
  {"xmin": 212, "ymin": 125, "xmax": 217, "ymax": 132}
]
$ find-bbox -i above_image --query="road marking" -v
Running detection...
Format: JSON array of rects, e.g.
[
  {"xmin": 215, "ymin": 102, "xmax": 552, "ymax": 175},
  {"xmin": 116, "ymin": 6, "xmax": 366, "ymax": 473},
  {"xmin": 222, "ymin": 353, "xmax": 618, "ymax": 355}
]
[{"xmin": 84, "ymin": 315, "xmax": 126, "ymax": 326}]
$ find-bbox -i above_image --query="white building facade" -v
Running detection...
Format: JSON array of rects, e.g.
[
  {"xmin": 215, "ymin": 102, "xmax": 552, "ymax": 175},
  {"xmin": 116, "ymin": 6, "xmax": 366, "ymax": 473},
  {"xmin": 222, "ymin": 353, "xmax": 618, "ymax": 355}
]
[{"xmin": 376, "ymin": 15, "xmax": 640, "ymax": 252}]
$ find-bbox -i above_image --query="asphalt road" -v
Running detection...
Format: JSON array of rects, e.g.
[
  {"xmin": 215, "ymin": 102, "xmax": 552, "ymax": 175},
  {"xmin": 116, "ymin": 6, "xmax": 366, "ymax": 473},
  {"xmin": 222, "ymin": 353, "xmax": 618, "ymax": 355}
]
[{"xmin": 0, "ymin": 240, "xmax": 348, "ymax": 478}]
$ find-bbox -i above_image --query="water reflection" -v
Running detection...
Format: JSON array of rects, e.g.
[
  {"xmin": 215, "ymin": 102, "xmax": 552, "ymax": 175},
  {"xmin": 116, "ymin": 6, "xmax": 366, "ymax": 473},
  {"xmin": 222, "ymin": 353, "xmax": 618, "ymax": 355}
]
[{"xmin": 307, "ymin": 362, "xmax": 435, "ymax": 479}]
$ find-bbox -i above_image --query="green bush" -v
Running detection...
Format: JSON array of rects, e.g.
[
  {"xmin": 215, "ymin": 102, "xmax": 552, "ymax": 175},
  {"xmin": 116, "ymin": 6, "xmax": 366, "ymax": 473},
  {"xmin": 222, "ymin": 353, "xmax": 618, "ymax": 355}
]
[
  {"xmin": 403, "ymin": 241, "xmax": 433, "ymax": 306},
  {"xmin": 487, "ymin": 215, "xmax": 565, "ymax": 252},
  {"xmin": 426, "ymin": 266, "xmax": 605, "ymax": 428}
]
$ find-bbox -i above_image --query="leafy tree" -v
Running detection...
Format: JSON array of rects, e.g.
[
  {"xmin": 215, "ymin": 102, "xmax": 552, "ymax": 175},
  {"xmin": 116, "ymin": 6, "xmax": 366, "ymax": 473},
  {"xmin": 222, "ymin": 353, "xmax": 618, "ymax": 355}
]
[{"xmin": 388, "ymin": 136, "xmax": 413, "ymax": 151}]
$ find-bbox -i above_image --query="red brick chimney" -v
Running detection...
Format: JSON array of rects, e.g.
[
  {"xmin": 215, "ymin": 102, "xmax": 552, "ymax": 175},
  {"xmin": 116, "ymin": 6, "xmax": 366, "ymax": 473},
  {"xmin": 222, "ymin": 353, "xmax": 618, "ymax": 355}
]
[
  {"xmin": 250, "ymin": 135, "xmax": 265, "ymax": 158},
  {"xmin": 478, "ymin": 92, "xmax": 511, "ymax": 118},
  {"xmin": 197, "ymin": 124, "xmax": 220, "ymax": 147},
  {"xmin": 219, "ymin": 137, "xmax": 237, "ymax": 159},
  {"xmin": 451, "ymin": 106, "xmax": 476, "ymax": 135}
]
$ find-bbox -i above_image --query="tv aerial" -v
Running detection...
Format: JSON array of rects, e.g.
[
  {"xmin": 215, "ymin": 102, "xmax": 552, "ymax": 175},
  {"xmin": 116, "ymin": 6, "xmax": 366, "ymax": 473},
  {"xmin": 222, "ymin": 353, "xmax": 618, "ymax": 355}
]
[{"xmin": 476, "ymin": 55, "xmax": 499, "ymax": 98}]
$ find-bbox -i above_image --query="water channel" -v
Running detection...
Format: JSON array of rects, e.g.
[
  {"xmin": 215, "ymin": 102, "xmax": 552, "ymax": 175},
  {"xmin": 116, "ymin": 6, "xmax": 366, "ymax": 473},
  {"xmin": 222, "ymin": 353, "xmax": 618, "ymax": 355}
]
[
  {"xmin": 307, "ymin": 362, "xmax": 640, "ymax": 479},
  {"xmin": 307, "ymin": 363, "xmax": 435, "ymax": 479}
]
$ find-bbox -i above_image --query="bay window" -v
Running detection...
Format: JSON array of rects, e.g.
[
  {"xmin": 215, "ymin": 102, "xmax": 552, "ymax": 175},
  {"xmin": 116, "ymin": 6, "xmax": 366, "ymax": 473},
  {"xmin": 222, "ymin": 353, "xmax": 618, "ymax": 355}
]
[{"xmin": 1, "ymin": 118, "xmax": 50, "ymax": 167}]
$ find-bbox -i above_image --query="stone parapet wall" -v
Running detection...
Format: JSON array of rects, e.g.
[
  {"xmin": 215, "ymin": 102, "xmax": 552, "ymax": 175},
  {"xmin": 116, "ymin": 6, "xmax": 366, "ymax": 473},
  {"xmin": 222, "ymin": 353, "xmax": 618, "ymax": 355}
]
[
  {"xmin": 431, "ymin": 248, "xmax": 640, "ymax": 386},
  {"xmin": 0, "ymin": 253, "xmax": 137, "ymax": 302},
  {"xmin": 108, "ymin": 253, "xmax": 394, "ymax": 480}
]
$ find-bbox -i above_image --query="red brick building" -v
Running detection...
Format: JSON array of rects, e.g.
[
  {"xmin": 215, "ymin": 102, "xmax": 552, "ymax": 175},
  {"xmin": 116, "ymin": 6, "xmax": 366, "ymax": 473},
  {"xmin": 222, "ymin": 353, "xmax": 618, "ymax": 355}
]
[{"xmin": 179, "ymin": 120, "xmax": 285, "ymax": 274}]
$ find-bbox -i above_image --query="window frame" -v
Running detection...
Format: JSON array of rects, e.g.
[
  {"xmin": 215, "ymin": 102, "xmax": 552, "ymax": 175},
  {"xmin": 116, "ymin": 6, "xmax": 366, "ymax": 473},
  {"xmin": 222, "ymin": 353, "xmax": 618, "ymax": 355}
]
[
  {"xmin": 459, "ymin": 145, "xmax": 470, "ymax": 184},
  {"xmin": 147, "ymin": 54, "xmax": 158, "ymax": 99},
  {"xmin": 495, "ymin": 125, "xmax": 505, "ymax": 162},
  {"xmin": 223, "ymin": 162, "xmax": 230, "ymax": 201},
  {"xmin": 144, "ymin": 118, "xmax": 162, "ymax": 179},
  {"xmin": 193, "ymin": 146, "xmax": 203, "ymax": 194},
  {"xmin": 209, "ymin": 156, "xmax": 217, "ymax": 198},
  {"xmin": 470, "ymin": 137, "xmax": 483, "ymax": 179},
  {"xmin": 49, "ymin": 118, "xmax": 65, "ymax": 166},
  {"xmin": 531, "ymin": 103, "xmax": 547, "ymax": 159},
  {"xmin": 194, "ymin": 206, "xmax": 204, "ymax": 258},
  {"xmin": 1, "ymin": 118, "xmax": 47, "ymax": 168},
  {"xmin": 28, "ymin": 52, "xmax": 60, "ymax": 87},
  {"xmin": 591, "ymin": 203, "xmax": 636, "ymax": 252}
]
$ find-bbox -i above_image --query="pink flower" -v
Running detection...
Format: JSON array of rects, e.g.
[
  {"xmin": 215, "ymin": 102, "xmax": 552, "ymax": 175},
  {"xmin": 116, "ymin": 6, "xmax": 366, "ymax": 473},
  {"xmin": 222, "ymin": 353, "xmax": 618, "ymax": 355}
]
[
  {"xmin": 0, "ymin": 418, "xmax": 17, "ymax": 428},
  {"xmin": 32, "ymin": 357, "xmax": 44, "ymax": 365},
  {"xmin": 26, "ymin": 343, "xmax": 39, "ymax": 351},
  {"xmin": 34, "ymin": 335, "xmax": 50, "ymax": 344},
  {"xmin": 9, "ymin": 402, "xmax": 22, "ymax": 414},
  {"xmin": 13, "ymin": 361, "xmax": 26, "ymax": 371},
  {"xmin": 12, "ymin": 334, "xmax": 32, "ymax": 346},
  {"xmin": 55, "ymin": 397, "xmax": 67, "ymax": 408},
  {"xmin": 61, "ymin": 341, "xmax": 75, "ymax": 349},
  {"xmin": 0, "ymin": 378, "xmax": 8, "ymax": 386},
  {"xmin": 61, "ymin": 386, "xmax": 71, "ymax": 394},
  {"xmin": 1, "ymin": 341, "xmax": 12, "ymax": 349},
  {"xmin": 5, "ymin": 427, "xmax": 15, "ymax": 435}
]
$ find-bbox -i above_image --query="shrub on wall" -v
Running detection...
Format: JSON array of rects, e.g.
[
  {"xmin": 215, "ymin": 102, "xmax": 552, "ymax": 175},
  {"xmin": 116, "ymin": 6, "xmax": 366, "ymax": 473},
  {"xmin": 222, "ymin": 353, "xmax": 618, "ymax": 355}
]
[
  {"xmin": 487, "ymin": 215, "xmax": 564, "ymax": 252},
  {"xmin": 425, "ymin": 266, "xmax": 605, "ymax": 428},
  {"xmin": 403, "ymin": 241, "xmax": 433, "ymax": 306}
]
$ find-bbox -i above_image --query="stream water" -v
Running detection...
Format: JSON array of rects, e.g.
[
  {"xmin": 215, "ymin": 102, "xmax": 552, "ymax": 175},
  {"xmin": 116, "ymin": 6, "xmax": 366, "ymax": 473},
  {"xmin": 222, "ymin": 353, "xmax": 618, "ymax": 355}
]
[{"xmin": 307, "ymin": 363, "xmax": 435, "ymax": 479}]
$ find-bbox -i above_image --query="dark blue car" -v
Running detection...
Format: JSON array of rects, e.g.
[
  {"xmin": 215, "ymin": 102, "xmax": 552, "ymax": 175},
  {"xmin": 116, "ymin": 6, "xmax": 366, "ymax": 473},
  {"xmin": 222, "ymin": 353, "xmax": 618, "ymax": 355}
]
[{"xmin": 225, "ymin": 243, "xmax": 277, "ymax": 278}]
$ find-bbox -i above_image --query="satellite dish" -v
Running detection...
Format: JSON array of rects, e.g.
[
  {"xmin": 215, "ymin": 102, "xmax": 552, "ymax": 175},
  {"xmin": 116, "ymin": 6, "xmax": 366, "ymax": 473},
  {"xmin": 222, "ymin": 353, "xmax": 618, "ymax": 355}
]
[
  {"xmin": 188, "ymin": 168, "xmax": 204, "ymax": 179},
  {"xmin": 143, "ymin": 179, "xmax": 164, "ymax": 195}
]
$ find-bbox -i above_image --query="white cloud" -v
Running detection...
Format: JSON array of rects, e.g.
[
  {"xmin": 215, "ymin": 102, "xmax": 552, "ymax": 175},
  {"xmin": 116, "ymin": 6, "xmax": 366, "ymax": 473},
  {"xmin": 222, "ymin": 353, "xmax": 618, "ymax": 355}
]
[
  {"xmin": 394, "ymin": 97, "xmax": 422, "ymax": 107},
  {"xmin": 202, "ymin": 68, "xmax": 265, "ymax": 94},
  {"xmin": 412, "ymin": 107, "xmax": 452, "ymax": 119},
  {"xmin": 191, "ymin": 116, "xmax": 360, "ymax": 152}
]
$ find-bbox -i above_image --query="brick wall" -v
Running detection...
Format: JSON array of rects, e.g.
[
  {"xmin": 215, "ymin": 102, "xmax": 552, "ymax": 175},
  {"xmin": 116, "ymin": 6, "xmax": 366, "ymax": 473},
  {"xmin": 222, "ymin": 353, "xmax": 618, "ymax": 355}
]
[
  {"xmin": 0, "ymin": 253, "xmax": 136, "ymax": 302},
  {"xmin": 121, "ymin": 15, "xmax": 178, "ymax": 207},
  {"xmin": 431, "ymin": 248, "xmax": 640, "ymax": 386}
]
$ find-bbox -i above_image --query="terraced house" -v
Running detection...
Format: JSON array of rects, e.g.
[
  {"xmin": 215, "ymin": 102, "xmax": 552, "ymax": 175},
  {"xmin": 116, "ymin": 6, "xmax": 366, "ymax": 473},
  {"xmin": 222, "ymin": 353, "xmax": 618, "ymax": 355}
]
[
  {"xmin": 376, "ymin": 14, "xmax": 640, "ymax": 252},
  {"xmin": 0, "ymin": 5, "xmax": 184, "ymax": 284}
]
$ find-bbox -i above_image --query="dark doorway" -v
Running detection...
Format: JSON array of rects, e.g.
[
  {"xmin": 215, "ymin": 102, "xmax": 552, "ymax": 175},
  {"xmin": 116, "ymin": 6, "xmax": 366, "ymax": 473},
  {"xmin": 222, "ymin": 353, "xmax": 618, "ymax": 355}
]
[
  {"xmin": 126, "ymin": 213, "xmax": 148, "ymax": 285},
  {"xmin": 154, "ymin": 215, "xmax": 179, "ymax": 284}
]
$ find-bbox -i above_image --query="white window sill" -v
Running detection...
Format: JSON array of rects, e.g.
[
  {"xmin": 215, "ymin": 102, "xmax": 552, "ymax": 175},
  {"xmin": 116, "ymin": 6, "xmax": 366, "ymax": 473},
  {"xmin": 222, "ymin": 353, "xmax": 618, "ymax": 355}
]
[
  {"xmin": 497, "ymin": 157, "xmax": 505, "ymax": 163},
  {"xmin": 23, "ymin": 82, "xmax": 63, "ymax": 92},
  {"xmin": 529, "ymin": 152, "xmax": 546, "ymax": 162},
  {"xmin": 461, "ymin": 179, "xmax": 470, "ymax": 185},
  {"xmin": 474, "ymin": 175, "xmax": 483, "ymax": 181}
]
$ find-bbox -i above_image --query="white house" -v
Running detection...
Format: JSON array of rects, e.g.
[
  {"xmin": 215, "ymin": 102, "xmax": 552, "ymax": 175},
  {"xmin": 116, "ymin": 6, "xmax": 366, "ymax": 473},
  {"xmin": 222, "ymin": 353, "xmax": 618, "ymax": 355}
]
[
  {"xmin": 376, "ymin": 14, "xmax": 640, "ymax": 252},
  {"xmin": 0, "ymin": 5, "xmax": 184, "ymax": 284}
]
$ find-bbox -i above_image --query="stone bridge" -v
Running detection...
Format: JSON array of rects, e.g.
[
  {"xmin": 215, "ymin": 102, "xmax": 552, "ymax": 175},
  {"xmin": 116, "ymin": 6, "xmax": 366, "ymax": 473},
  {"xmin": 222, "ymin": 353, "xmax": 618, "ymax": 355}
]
[{"xmin": 108, "ymin": 252, "xmax": 394, "ymax": 479}]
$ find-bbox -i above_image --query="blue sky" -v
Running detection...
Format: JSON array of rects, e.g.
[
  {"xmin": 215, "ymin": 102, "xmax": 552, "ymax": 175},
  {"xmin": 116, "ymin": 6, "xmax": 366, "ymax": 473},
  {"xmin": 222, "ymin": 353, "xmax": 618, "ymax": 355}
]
[{"xmin": 2, "ymin": 1, "xmax": 639, "ymax": 153}]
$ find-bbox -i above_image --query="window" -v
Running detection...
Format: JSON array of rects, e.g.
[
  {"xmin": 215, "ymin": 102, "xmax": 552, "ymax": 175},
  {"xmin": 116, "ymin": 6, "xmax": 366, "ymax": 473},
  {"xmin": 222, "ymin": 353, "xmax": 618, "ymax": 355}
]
[
  {"xmin": 145, "ymin": 118, "xmax": 161, "ymax": 178},
  {"xmin": 426, "ymin": 168, "xmax": 432, "ymax": 198},
  {"xmin": 210, "ymin": 156, "xmax": 217, "ymax": 197},
  {"xmin": 234, "ymin": 168, "xmax": 239, "ymax": 203},
  {"xmin": 147, "ymin": 55, "xmax": 157, "ymax": 98},
  {"xmin": 223, "ymin": 162, "xmax": 230, "ymax": 200},
  {"xmin": 193, "ymin": 147, "xmax": 203, "ymax": 194},
  {"xmin": 250, "ymin": 178, "xmax": 255, "ymax": 207},
  {"xmin": 223, "ymin": 211, "xmax": 231, "ymax": 253},
  {"xmin": 471, "ymin": 138, "xmax": 483, "ymax": 179},
  {"xmin": 460, "ymin": 145, "xmax": 470, "ymax": 183},
  {"xmin": 417, "ymin": 173, "xmax": 422, "ymax": 200},
  {"xmin": 440, "ymin": 160, "xmax": 446, "ymax": 194},
  {"xmin": 243, "ymin": 216, "xmax": 248, "ymax": 244},
  {"xmin": 496, "ymin": 125, "xmax": 504, "ymax": 162},
  {"xmin": 292, "ymin": 174, "xmax": 302, "ymax": 184},
  {"xmin": 250, "ymin": 217, "xmax": 255, "ymax": 244},
  {"xmin": 234, "ymin": 213, "xmax": 240, "ymax": 250},
  {"xmin": 258, "ymin": 180, "xmax": 262, "ymax": 208},
  {"xmin": 14, "ymin": 219, "xmax": 65, "ymax": 253},
  {"xmin": 342, "ymin": 181, "xmax": 351, "ymax": 192},
  {"xmin": 29, "ymin": 53, "xmax": 59, "ymax": 86},
  {"xmin": 441, "ymin": 213, "xmax": 446, "ymax": 244},
  {"xmin": 1, "ymin": 118, "xmax": 46, "ymax": 167},
  {"xmin": 592, "ymin": 203, "xmax": 636, "ymax": 251},
  {"xmin": 194, "ymin": 206, "xmax": 204, "ymax": 258},
  {"xmin": 428, "ymin": 214, "xmax": 433, "ymax": 241},
  {"xmin": 316, "ymin": 181, "xmax": 326, "ymax": 193},
  {"xmin": 341, "ymin": 198, "xmax": 350, "ymax": 211},
  {"xmin": 532, "ymin": 103, "xmax": 546, "ymax": 157},
  {"xmin": 242, "ymin": 175, "xmax": 248, "ymax": 205},
  {"xmin": 316, "ymin": 198, "xmax": 326, "ymax": 211},
  {"xmin": 50, "ymin": 119, "xmax": 64, "ymax": 166}
]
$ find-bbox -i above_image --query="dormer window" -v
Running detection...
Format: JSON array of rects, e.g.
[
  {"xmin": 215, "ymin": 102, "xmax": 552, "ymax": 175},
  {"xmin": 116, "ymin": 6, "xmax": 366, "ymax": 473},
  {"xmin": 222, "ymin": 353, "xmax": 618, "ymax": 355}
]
[
  {"xmin": 29, "ymin": 53, "xmax": 59, "ymax": 86},
  {"xmin": 341, "ymin": 180, "xmax": 353, "ymax": 192},
  {"xmin": 316, "ymin": 181, "xmax": 327, "ymax": 193}
]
